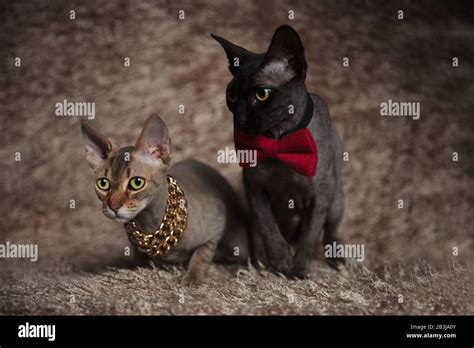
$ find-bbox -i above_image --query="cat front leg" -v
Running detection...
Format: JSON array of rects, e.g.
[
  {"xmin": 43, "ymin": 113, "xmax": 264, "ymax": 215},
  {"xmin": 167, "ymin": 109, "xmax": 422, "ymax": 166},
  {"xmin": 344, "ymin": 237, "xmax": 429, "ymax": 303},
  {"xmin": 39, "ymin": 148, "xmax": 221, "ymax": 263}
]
[
  {"xmin": 244, "ymin": 175, "xmax": 293, "ymax": 276},
  {"xmin": 181, "ymin": 237, "xmax": 219, "ymax": 286},
  {"xmin": 292, "ymin": 197, "xmax": 327, "ymax": 279}
]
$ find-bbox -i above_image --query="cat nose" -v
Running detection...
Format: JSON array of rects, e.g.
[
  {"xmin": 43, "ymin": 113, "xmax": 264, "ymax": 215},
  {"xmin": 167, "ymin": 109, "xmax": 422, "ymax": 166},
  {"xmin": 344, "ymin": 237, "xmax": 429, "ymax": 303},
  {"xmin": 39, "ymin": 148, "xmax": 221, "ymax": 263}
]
[
  {"xmin": 236, "ymin": 115, "xmax": 248, "ymax": 129},
  {"xmin": 109, "ymin": 203, "xmax": 120, "ymax": 213},
  {"xmin": 108, "ymin": 200, "xmax": 122, "ymax": 213},
  {"xmin": 235, "ymin": 104, "xmax": 247, "ymax": 126},
  {"xmin": 108, "ymin": 194, "xmax": 125, "ymax": 213}
]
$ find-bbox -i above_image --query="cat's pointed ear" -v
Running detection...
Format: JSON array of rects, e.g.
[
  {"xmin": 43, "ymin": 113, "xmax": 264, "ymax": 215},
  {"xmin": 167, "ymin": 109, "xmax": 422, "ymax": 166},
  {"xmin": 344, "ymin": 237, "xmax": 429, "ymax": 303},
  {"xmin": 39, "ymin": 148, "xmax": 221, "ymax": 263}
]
[
  {"xmin": 81, "ymin": 121, "xmax": 114, "ymax": 171},
  {"xmin": 135, "ymin": 114, "xmax": 171, "ymax": 165},
  {"xmin": 264, "ymin": 25, "xmax": 307, "ymax": 79},
  {"xmin": 211, "ymin": 33, "xmax": 252, "ymax": 75}
]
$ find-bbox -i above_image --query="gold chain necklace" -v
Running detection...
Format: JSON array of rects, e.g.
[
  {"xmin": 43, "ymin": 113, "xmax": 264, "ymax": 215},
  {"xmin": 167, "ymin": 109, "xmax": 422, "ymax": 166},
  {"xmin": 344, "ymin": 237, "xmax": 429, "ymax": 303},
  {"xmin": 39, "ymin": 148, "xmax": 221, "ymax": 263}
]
[{"xmin": 124, "ymin": 175, "xmax": 188, "ymax": 258}]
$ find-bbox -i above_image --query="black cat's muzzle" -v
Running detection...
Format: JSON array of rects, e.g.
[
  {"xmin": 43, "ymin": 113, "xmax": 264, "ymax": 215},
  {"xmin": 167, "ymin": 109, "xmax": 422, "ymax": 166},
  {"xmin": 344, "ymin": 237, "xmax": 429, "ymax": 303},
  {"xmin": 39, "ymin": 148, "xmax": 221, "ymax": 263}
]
[{"xmin": 234, "ymin": 114, "xmax": 267, "ymax": 134}]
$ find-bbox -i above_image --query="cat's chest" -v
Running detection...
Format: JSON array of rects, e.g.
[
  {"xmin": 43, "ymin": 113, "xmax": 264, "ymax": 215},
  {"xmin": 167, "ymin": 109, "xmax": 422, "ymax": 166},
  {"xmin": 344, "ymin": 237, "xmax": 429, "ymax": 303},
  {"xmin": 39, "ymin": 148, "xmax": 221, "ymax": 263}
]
[
  {"xmin": 246, "ymin": 159, "xmax": 316, "ymax": 210},
  {"xmin": 158, "ymin": 246, "xmax": 192, "ymax": 264}
]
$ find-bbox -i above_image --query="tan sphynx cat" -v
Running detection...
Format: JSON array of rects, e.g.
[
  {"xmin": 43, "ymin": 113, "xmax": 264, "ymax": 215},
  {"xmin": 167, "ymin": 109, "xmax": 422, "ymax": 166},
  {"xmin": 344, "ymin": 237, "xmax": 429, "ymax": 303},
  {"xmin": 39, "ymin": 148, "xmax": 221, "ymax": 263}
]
[{"xmin": 81, "ymin": 115, "xmax": 248, "ymax": 285}]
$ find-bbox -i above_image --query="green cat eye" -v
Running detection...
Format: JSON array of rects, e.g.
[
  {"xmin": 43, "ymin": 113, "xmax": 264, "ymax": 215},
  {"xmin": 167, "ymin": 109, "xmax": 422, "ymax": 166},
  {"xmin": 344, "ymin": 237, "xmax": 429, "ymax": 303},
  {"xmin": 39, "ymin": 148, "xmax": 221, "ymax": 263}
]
[
  {"xmin": 255, "ymin": 87, "xmax": 272, "ymax": 102},
  {"xmin": 96, "ymin": 177, "xmax": 110, "ymax": 191},
  {"xmin": 129, "ymin": 176, "xmax": 146, "ymax": 190}
]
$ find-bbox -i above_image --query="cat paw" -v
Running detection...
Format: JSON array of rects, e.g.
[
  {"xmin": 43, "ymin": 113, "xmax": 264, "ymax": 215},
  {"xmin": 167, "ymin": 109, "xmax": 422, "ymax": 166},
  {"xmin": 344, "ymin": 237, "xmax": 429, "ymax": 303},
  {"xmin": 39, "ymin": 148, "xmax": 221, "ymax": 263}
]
[
  {"xmin": 290, "ymin": 264, "xmax": 309, "ymax": 280},
  {"xmin": 250, "ymin": 253, "xmax": 269, "ymax": 270},
  {"xmin": 180, "ymin": 272, "xmax": 204, "ymax": 286},
  {"xmin": 326, "ymin": 256, "xmax": 346, "ymax": 271},
  {"xmin": 250, "ymin": 236, "xmax": 269, "ymax": 269},
  {"xmin": 270, "ymin": 253, "xmax": 294, "ymax": 277}
]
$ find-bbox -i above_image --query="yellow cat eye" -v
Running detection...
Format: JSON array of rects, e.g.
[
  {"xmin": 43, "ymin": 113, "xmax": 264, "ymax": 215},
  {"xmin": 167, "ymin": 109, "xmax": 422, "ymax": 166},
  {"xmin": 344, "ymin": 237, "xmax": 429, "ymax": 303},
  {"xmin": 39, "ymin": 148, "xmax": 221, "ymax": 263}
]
[
  {"xmin": 96, "ymin": 177, "xmax": 110, "ymax": 191},
  {"xmin": 255, "ymin": 87, "xmax": 272, "ymax": 102},
  {"xmin": 129, "ymin": 176, "xmax": 146, "ymax": 190}
]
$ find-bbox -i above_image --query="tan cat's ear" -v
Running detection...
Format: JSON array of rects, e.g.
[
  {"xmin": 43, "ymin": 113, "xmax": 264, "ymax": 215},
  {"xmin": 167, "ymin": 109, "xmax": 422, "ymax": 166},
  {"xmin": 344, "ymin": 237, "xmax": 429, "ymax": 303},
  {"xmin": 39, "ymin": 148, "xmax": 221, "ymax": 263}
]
[
  {"xmin": 135, "ymin": 114, "xmax": 171, "ymax": 165},
  {"xmin": 135, "ymin": 115, "xmax": 171, "ymax": 164},
  {"xmin": 80, "ymin": 121, "xmax": 114, "ymax": 171}
]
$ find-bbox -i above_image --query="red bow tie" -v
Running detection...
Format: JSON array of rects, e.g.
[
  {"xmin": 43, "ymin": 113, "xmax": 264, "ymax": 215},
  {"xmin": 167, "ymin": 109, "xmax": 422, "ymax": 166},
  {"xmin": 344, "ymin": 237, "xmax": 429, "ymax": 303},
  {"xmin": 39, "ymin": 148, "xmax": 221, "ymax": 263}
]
[{"xmin": 234, "ymin": 127, "xmax": 318, "ymax": 177}]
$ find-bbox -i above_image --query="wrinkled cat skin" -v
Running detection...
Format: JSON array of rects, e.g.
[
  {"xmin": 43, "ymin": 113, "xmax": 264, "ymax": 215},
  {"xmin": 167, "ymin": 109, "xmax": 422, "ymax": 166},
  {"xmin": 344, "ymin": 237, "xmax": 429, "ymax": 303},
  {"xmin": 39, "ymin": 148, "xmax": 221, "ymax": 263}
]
[
  {"xmin": 81, "ymin": 115, "xmax": 249, "ymax": 285},
  {"xmin": 213, "ymin": 25, "xmax": 344, "ymax": 279}
]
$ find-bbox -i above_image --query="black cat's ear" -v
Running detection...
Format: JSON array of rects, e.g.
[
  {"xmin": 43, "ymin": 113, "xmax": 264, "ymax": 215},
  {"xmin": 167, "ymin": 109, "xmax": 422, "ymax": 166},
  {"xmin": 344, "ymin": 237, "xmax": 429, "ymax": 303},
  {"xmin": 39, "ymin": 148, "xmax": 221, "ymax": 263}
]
[
  {"xmin": 135, "ymin": 114, "xmax": 171, "ymax": 165},
  {"xmin": 81, "ymin": 121, "xmax": 114, "ymax": 171},
  {"xmin": 211, "ymin": 33, "xmax": 252, "ymax": 75},
  {"xmin": 264, "ymin": 25, "xmax": 307, "ymax": 78}
]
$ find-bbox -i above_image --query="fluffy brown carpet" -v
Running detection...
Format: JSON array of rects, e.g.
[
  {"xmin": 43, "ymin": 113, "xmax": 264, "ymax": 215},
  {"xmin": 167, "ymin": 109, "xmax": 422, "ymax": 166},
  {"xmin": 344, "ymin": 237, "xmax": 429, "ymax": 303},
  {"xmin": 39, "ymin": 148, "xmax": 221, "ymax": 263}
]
[{"xmin": 0, "ymin": 0, "xmax": 473, "ymax": 315}]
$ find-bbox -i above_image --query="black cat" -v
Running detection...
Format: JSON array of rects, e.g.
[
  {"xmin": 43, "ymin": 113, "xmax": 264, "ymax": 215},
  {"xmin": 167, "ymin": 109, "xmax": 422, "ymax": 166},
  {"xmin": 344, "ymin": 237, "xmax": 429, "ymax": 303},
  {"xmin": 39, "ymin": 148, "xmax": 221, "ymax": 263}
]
[{"xmin": 212, "ymin": 25, "xmax": 344, "ymax": 278}]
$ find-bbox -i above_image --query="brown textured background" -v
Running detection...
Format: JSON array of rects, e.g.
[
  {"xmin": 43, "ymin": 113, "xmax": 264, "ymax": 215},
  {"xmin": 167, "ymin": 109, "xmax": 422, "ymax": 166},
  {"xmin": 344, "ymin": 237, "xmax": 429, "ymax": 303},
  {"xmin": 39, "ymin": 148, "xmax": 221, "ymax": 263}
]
[{"xmin": 0, "ymin": 0, "xmax": 473, "ymax": 314}]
